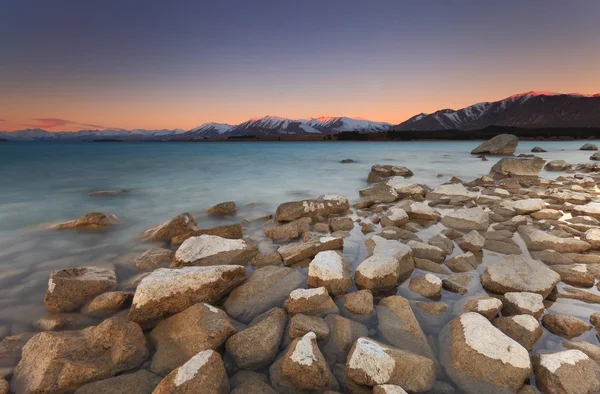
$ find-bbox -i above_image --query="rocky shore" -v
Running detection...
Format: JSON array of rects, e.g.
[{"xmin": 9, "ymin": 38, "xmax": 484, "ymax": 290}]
[{"xmin": 3, "ymin": 134, "xmax": 600, "ymax": 393}]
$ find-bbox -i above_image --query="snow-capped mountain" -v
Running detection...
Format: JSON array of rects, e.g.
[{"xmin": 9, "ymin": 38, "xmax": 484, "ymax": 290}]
[
  {"xmin": 393, "ymin": 91, "xmax": 600, "ymax": 131},
  {"xmin": 186, "ymin": 122, "xmax": 233, "ymax": 138},
  {"xmin": 0, "ymin": 128, "xmax": 188, "ymax": 141}
]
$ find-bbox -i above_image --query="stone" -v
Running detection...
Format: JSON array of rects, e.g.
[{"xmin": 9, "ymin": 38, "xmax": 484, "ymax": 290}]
[
  {"xmin": 518, "ymin": 225, "xmax": 591, "ymax": 253},
  {"xmin": 171, "ymin": 224, "xmax": 244, "ymax": 245},
  {"xmin": 531, "ymin": 208, "xmax": 563, "ymax": 220},
  {"xmin": 249, "ymin": 252, "xmax": 282, "ymax": 268},
  {"xmin": 265, "ymin": 217, "xmax": 311, "ymax": 242},
  {"xmin": 551, "ymin": 264, "xmax": 595, "ymax": 287},
  {"xmin": 572, "ymin": 202, "xmax": 600, "ymax": 219},
  {"xmin": 322, "ymin": 315, "xmax": 369, "ymax": 364},
  {"xmin": 463, "ymin": 296, "xmax": 503, "ymax": 320},
  {"xmin": 128, "ymin": 265, "xmax": 246, "ymax": 327},
  {"xmin": 314, "ymin": 223, "xmax": 330, "ymax": 233},
  {"xmin": 360, "ymin": 184, "xmax": 399, "ymax": 203},
  {"xmin": 553, "ymin": 286, "xmax": 600, "ymax": 303},
  {"xmin": 44, "ymin": 267, "xmax": 117, "ymax": 313},
  {"xmin": 224, "ymin": 266, "xmax": 306, "ymax": 324},
  {"xmin": 380, "ymin": 207, "xmax": 409, "ymax": 228},
  {"xmin": 545, "ymin": 160, "xmax": 571, "ymax": 171},
  {"xmin": 12, "ymin": 317, "xmax": 148, "ymax": 394},
  {"xmin": 580, "ymin": 143, "xmax": 598, "ymax": 150},
  {"xmin": 226, "ymin": 307, "xmax": 287, "ymax": 370},
  {"xmin": 172, "ymin": 235, "xmax": 258, "ymax": 267},
  {"xmin": 82, "ymin": 291, "xmax": 132, "ymax": 316},
  {"xmin": 404, "ymin": 201, "xmax": 441, "ymax": 221},
  {"xmin": 329, "ymin": 217, "xmax": 354, "ymax": 232},
  {"xmin": 471, "ymin": 134, "xmax": 518, "ymax": 155},
  {"xmin": 288, "ymin": 314, "xmax": 329, "ymax": 341},
  {"xmin": 142, "ymin": 213, "xmax": 197, "ymax": 243},
  {"xmin": 386, "ymin": 178, "xmax": 426, "ymax": 198},
  {"xmin": 492, "ymin": 315, "xmax": 542, "ymax": 351},
  {"xmin": 308, "ymin": 250, "xmax": 352, "ymax": 296},
  {"xmin": 275, "ymin": 195, "xmax": 349, "ymax": 222},
  {"xmin": 370, "ymin": 164, "xmax": 414, "ymax": 178},
  {"xmin": 489, "ymin": 158, "xmax": 546, "ymax": 179},
  {"xmin": 582, "ymin": 228, "xmax": 600, "ymax": 249},
  {"xmin": 355, "ymin": 236, "xmax": 414, "ymax": 292},
  {"xmin": 415, "ymin": 258, "xmax": 452, "ymax": 275},
  {"xmin": 505, "ymin": 199, "xmax": 546, "ymax": 215},
  {"xmin": 442, "ymin": 208, "xmax": 490, "ymax": 231},
  {"xmin": 207, "ymin": 201, "xmax": 237, "ymax": 216},
  {"xmin": 345, "ymin": 337, "xmax": 436, "ymax": 391},
  {"xmin": 408, "ymin": 274, "xmax": 442, "ymax": 299},
  {"xmin": 0, "ymin": 332, "xmax": 35, "ymax": 369},
  {"xmin": 502, "ymin": 292, "xmax": 545, "ymax": 318},
  {"xmin": 49, "ymin": 212, "xmax": 119, "ymax": 230},
  {"xmin": 133, "ymin": 248, "xmax": 174, "ymax": 270},
  {"xmin": 152, "ymin": 350, "xmax": 229, "ymax": 394},
  {"xmin": 427, "ymin": 183, "xmax": 475, "ymax": 203},
  {"xmin": 591, "ymin": 312, "xmax": 600, "ymax": 327},
  {"xmin": 229, "ymin": 371, "xmax": 275, "ymax": 394},
  {"xmin": 563, "ymin": 340, "xmax": 600, "ymax": 363},
  {"xmin": 439, "ymin": 312, "xmax": 531, "ymax": 394},
  {"xmin": 456, "ymin": 230, "xmax": 485, "ymax": 253},
  {"xmin": 74, "ymin": 370, "xmax": 162, "ymax": 394},
  {"xmin": 531, "ymin": 146, "xmax": 546, "ymax": 152},
  {"xmin": 407, "ymin": 240, "xmax": 446, "ymax": 263},
  {"xmin": 592, "ymin": 152, "xmax": 600, "ymax": 161},
  {"xmin": 373, "ymin": 385, "xmax": 407, "ymax": 394},
  {"xmin": 445, "ymin": 251, "xmax": 479, "ymax": 273},
  {"xmin": 278, "ymin": 236, "xmax": 343, "ymax": 266},
  {"xmin": 443, "ymin": 272, "xmax": 474, "ymax": 295},
  {"xmin": 344, "ymin": 290, "xmax": 374, "ymax": 315},
  {"xmin": 284, "ymin": 287, "xmax": 339, "ymax": 316},
  {"xmin": 428, "ymin": 234, "xmax": 454, "ymax": 255},
  {"xmin": 531, "ymin": 249, "xmax": 574, "ymax": 265},
  {"xmin": 541, "ymin": 314, "xmax": 592, "ymax": 338},
  {"xmin": 480, "ymin": 255, "xmax": 560, "ymax": 298},
  {"xmin": 533, "ymin": 350, "xmax": 600, "ymax": 394}
]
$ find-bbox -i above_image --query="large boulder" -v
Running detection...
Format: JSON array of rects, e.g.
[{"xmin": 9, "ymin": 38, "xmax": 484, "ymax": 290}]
[
  {"xmin": 480, "ymin": 255, "xmax": 560, "ymax": 298},
  {"xmin": 172, "ymin": 235, "xmax": 258, "ymax": 267},
  {"xmin": 152, "ymin": 350, "xmax": 229, "ymax": 394},
  {"xmin": 471, "ymin": 134, "xmax": 518, "ymax": 155},
  {"xmin": 142, "ymin": 213, "xmax": 197, "ymax": 243},
  {"xmin": 283, "ymin": 287, "xmax": 339, "ymax": 316},
  {"xmin": 439, "ymin": 312, "xmax": 531, "ymax": 394},
  {"xmin": 171, "ymin": 224, "xmax": 244, "ymax": 246},
  {"xmin": 492, "ymin": 315, "xmax": 542, "ymax": 351},
  {"xmin": 278, "ymin": 236, "xmax": 343, "ymax": 266},
  {"xmin": 355, "ymin": 236, "xmax": 414, "ymax": 292},
  {"xmin": 74, "ymin": 370, "xmax": 162, "ymax": 394},
  {"xmin": 275, "ymin": 195, "xmax": 349, "ymax": 222},
  {"xmin": 44, "ymin": 267, "xmax": 116, "ymax": 313},
  {"xmin": 533, "ymin": 350, "xmax": 600, "ymax": 394},
  {"xmin": 489, "ymin": 157, "xmax": 545, "ymax": 179},
  {"xmin": 12, "ymin": 317, "xmax": 148, "ymax": 393},
  {"xmin": 518, "ymin": 225, "xmax": 591, "ymax": 253},
  {"xmin": 128, "ymin": 265, "xmax": 246, "ymax": 327},
  {"xmin": 580, "ymin": 143, "xmax": 598, "ymax": 151},
  {"xmin": 224, "ymin": 266, "xmax": 306, "ymax": 324},
  {"xmin": 308, "ymin": 250, "xmax": 352, "ymax": 295},
  {"xmin": 541, "ymin": 314, "xmax": 592, "ymax": 339},
  {"xmin": 148, "ymin": 303, "xmax": 236, "ymax": 375},
  {"xmin": 49, "ymin": 212, "xmax": 119, "ymax": 230},
  {"xmin": 502, "ymin": 292, "xmax": 545, "ymax": 318},
  {"xmin": 441, "ymin": 207, "xmax": 490, "ymax": 231},
  {"xmin": 380, "ymin": 207, "xmax": 409, "ymax": 228}
]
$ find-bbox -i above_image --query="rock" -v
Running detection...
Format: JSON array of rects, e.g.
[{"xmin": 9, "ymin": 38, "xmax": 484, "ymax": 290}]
[
  {"xmin": 563, "ymin": 340, "xmax": 600, "ymax": 364},
  {"xmin": 518, "ymin": 225, "xmax": 591, "ymax": 253},
  {"xmin": 340, "ymin": 159, "xmax": 356, "ymax": 163},
  {"xmin": 580, "ymin": 143, "xmax": 598, "ymax": 151},
  {"xmin": 582, "ymin": 228, "xmax": 600, "ymax": 249},
  {"xmin": 284, "ymin": 287, "xmax": 339, "ymax": 316},
  {"xmin": 343, "ymin": 290, "xmax": 374, "ymax": 316},
  {"xmin": 173, "ymin": 235, "xmax": 258, "ymax": 267},
  {"xmin": 408, "ymin": 274, "xmax": 442, "ymax": 298},
  {"xmin": 360, "ymin": 184, "xmax": 399, "ymax": 204},
  {"xmin": 404, "ymin": 202, "xmax": 441, "ymax": 221},
  {"xmin": 386, "ymin": 178, "xmax": 426, "ymax": 198},
  {"xmin": 152, "ymin": 350, "xmax": 229, "ymax": 394},
  {"xmin": 226, "ymin": 307, "xmax": 287, "ymax": 370},
  {"xmin": 0, "ymin": 379, "xmax": 5, "ymax": 394},
  {"xmin": 229, "ymin": 371, "xmax": 275, "ymax": 394},
  {"xmin": 207, "ymin": 201, "xmax": 237, "ymax": 216},
  {"xmin": 376, "ymin": 296, "xmax": 435, "ymax": 359},
  {"xmin": 148, "ymin": 303, "xmax": 235, "ymax": 375},
  {"xmin": 442, "ymin": 272, "xmax": 474, "ymax": 295},
  {"xmin": 278, "ymin": 236, "xmax": 343, "ymax": 266},
  {"xmin": 44, "ymin": 267, "xmax": 117, "ymax": 313},
  {"xmin": 380, "ymin": 207, "xmax": 409, "ymax": 228},
  {"xmin": 12, "ymin": 317, "xmax": 148, "ymax": 393},
  {"xmin": 308, "ymin": 251, "xmax": 352, "ymax": 296},
  {"xmin": 321, "ymin": 314, "xmax": 369, "ymax": 366},
  {"xmin": 592, "ymin": 152, "xmax": 600, "ymax": 161},
  {"xmin": 275, "ymin": 195, "xmax": 350, "ymax": 222},
  {"xmin": 407, "ymin": 240, "xmax": 446, "ymax": 263},
  {"xmin": 370, "ymin": 164, "xmax": 414, "ymax": 178},
  {"xmin": 142, "ymin": 213, "xmax": 198, "ymax": 243},
  {"xmin": 463, "ymin": 296, "xmax": 503, "ymax": 320},
  {"xmin": 427, "ymin": 183, "xmax": 475, "ymax": 203},
  {"xmin": 288, "ymin": 314, "xmax": 329, "ymax": 341},
  {"xmin": 480, "ymin": 255, "xmax": 560, "ymax": 298},
  {"xmin": 471, "ymin": 134, "xmax": 518, "ymax": 155},
  {"xmin": 355, "ymin": 236, "xmax": 414, "ymax": 292},
  {"xmin": 572, "ymin": 202, "xmax": 600, "ymax": 219},
  {"xmin": 128, "ymin": 265, "xmax": 246, "ymax": 327},
  {"xmin": 428, "ymin": 234, "xmax": 454, "ymax": 255},
  {"xmin": 133, "ymin": 248, "xmax": 174, "ymax": 270},
  {"xmin": 551, "ymin": 264, "xmax": 595, "ymax": 287},
  {"xmin": 249, "ymin": 252, "xmax": 283, "ymax": 268},
  {"xmin": 531, "ymin": 250, "xmax": 573, "ymax": 265},
  {"xmin": 82, "ymin": 291, "xmax": 132, "ymax": 316},
  {"xmin": 533, "ymin": 350, "xmax": 600, "ymax": 394},
  {"xmin": 545, "ymin": 160, "xmax": 571, "ymax": 171},
  {"xmin": 502, "ymin": 292, "xmax": 545, "ymax": 318},
  {"xmin": 439, "ymin": 312, "xmax": 531, "ymax": 394},
  {"xmin": 224, "ymin": 266, "xmax": 306, "ymax": 324},
  {"xmin": 361, "ymin": 223, "xmax": 376, "ymax": 234},
  {"xmin": 456, "ymin": 230, "xmax": 485, "ymax": 253},
  {"xmin": 49, "ymin": 212, "xmax": 119, "ymax": 230},
  {"xmin": 171, "ymin": 224, "xmax": 244, "ymax": 245},
  {"xmin": 541, "ymin": 314, "xmax": 592, "ymax": 338},
  {"xmin": 345, "ymin": 337, "xmax": 435, "ymax": 391},
  {"xmin": 492, "ymin": 315, "xmax": 542, "ymax": 351},
  {"xmin": 329, "ymin": 217, "xmax": 354, "ymax": 232},
  {"xmin": 552, "ymin": 285, "xmax": 600, "ymax": 303},
  {"xmin": 531, "ymin": 146, "xmax": 546, "ymax": 153},
  {"xmin": 505, "ymin": 199, "xmax": 546, "ymax": 215},
  {"xmin": 373, "ymin": 385, "xmax": 407, "ymax": 394},
  {"xmin": 74, "ymin": 370, "xmax": 162, "ymax": 394},
  {"xmin": 489, "ymin": 157, "xmax": 546, "ymax": 179},
  {"xmin": 445, "ymin": 251, "xmax": 479, "ymax": 273},
  {"xmin": 265, "ymin": 217, "xmax": 311, "ymax": 242},
  {"xmin": 442, "ymin": 208, "xmax": 490, "ymax": 231},
  {"xmin": 531, "ymin": 208, "xmax": 562, "ymax": 220}
]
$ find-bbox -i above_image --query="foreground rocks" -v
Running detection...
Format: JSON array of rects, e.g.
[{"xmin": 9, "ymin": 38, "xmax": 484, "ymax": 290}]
[
  {"xmin": 471, "ymin": 134, "xmax": 518, "ymax": 155},
  {"xmin": 173, "ymin": 235, "xmax": 258, "ymax": 267},
  {"xmin": 142, "ymin": 212, "xmax": 198, "ymax": 243},
  {"xmin": 533, "ymin": 350, "xmax": 600, "ymax": 394},
  {"xmin": 278, "ymin": 236, "xmax": 343, "ymax": 266},
  {"xmin": 355, "ymin": 236, "xmax": 414, "ymax": 292},
  {"xmin": 307, "ymin": 250, "xmax": 352, "ymax": 295},
  {"xmin": 275, "ymin": 195, "xmax": 349, "ymax": 222}
]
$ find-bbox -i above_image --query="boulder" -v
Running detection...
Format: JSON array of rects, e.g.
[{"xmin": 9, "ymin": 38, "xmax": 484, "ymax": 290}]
[
  {"xmin": 249, "ymin": 252, "xmax": 283, "ymax": 268},
  {"xmin": 518, "ymin": 225, "xmax": 591, "ymax": 253},
  {"xmin": 439, "ymin": 312, "xmax": 531, "ymax": 394},
  {"xmin": 171, "ymin": 224, "xmax": 244, "ymax": 246},
  {"xmin": 373, "ymin": 385, "xmax": 407, "ymax": 394},
  {"xmin": 463, "ymin": 296, "xmax": 503, "ymax": 320},
  {"xmin": 329, "ymin": 217, "xmax": 354, "ymax": 232},
  {"xmin": 456, "ymin": 231, "xmax": 485, "ymax": 253},
  {"xmin": 82, "ymin": 291, "xmax": 132, "ymax": 316},
  {"xmin": 541, "ymin": 314, "xmax": 592, "ymax": 338},
  {"xmin": 408, "ymin": 274, "xmax": 442, "ymax": 299},
  {"xmin": 224, "ymin": 266, "xmax": 306, "ymax": 324},
  {"xmin": 172, "ymin": 235, "xmax": 258, "ymax": 267},
  {"xmin": 275, "ymin": 195, "xmax": 349, "ymax": 222},
  {"xmin": 480, "ymin": 255, "xmax": 560, "ymax": 298},
  {"xmin": 74, "ymin": 370, "xmax": 162, "ymax": 394},
  {"xmin": 471, "ymin": 134, "xmax": 518, "ymax": 155},
  {"xmin": 563, "ymin": 340, "xmax": 600, "ymax": 363},
  {"xmin": 49, "ymin": 212, "xmax": 119, "ymax": 230},
  {"xmin": 492, "ymin": 315, "xmax": 542, "ymax": 351},
  {"xmin": 580, "ymin": 143, "xmax": 598, "ymax": 151},
  {"xmin": 149, "ymin": 303, "xmax": 235, "ymax": 375},
  {"xmin": 283, "ymin": 287, "xmax": 339, "ymax": 316},
  {"xmin": 428, "ymin": 234, "xmax": 454, "ymax": 255},
  {"xmin": 407, "ymin": 241, "xmax": 446, "ymax": 263},
  {"xmin": 345, "ymin": 337, "xmax": 436, "ymax": 391},
  {"xmin": 404, "ymin": 202, "xmax": 441, "ymax": 221},
  {"xmin": 355, "ymin": 236, "xmax": 414, "ymax": 292},
  {"xmin": 308, "ymin": 251, "xmax": 352, "ymax": 295},
  {"xmin": 442, "ymin": 208, "xmax": 490, "ymax": 231},
  {"xmin": 133, "ymin": 248, "xmax": 174, "ymax": 270},
  {"xmin": 489, "ymin": 158, "xmax": 545, "ymax": 179},
  {"xmin": 142, "ymin": 213, "xmax": 197, "ymax": 243},
  {"xmin": 427, "ymin": 183, "xmax": 475, "ymax": 203},
  {"xmin": 582, "ymin": 228, "xmax": 600, "ymax": 248},
  {"xmin": 550, "ymin": 264, "xmax": 595, "ymax": 287},
  {"xmin": 44, "ymin": 267, "xmax": 116, "ymax": 313},
  {"xmin": 128, "ymin": 265, "xmax": 246, "ymax": 327},
  {"xmin": 152, "ymin": 350, "xmax": 229, "ymax": 394},
  {"xmin": 265, "ymin": 217, "xmax": 311, "ymax": 242},
  {"xmin": 445, "ymin": 251, "xmax": 479, "ymax": 273},
  {"xmin": 531, "ymin": 146, "xmax": 546, "ymax": 153},
  {"xmin": 0, "ymin": 379, "xmax": 6, "ymax": 394},
  {"xmin": 322, "ymin": 315, "xmax": 369, "ymax": 364},
  {"xmin": 591, "ymin": 152, "xmax": 600, "ymax": 161},
  {"xmin": 370, "ymin": 164, "xmax": 414, "ymax": 178},
  {"xmin": 225, "ymin": 307, "xmax": 287, "ymax": 370},
  {"xmin": 533, "ymin": 350, "xmax": 600, "ymax": 394},
  {"xmin": 207, "ymin": 201, "xmax": 236, "ymax": 216},
  {"xmin": 504, "ymin": 199, "xmax": 546, "ymax": 215},
  {"xmin": 343, "ymin": 290, "xmax": 374, "ymax": 316},
  {"xmin": 442, "ymin": 272, "xmax": 475, "ymax": 295},
  {"xmin": 359, "ymin": 184, "xmax": 399, "ymax": 203},
  {"xmin": 278, "ymin": 236, "xmax": 343, "ymax": 266},
  {"xmin": 545, "ymin": 160, "xmax": 571, "ymax": 171},
  {"xmin": 530, "ymin": 208, "xmax": 562, "ymax": 220},
  {"xmin": 287, "ymin": 314, "xmax": 329, "ymax": 341},
  {"xmin": 12, "ymin": 317, "xmax": 148, "ymax": 393},
  {"xmin": 502, "ymin": 292, "xmax": 545, "ymax": 318},
  {"xmin": 380, "ymin": 207, "xmax": 409, "ymax": 228},
  {"xmin": 385, "ymin": 178, "xmax": 426, "ymax": 198}
]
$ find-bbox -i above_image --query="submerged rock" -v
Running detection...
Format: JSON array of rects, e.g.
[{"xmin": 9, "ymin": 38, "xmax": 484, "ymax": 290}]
[
  {"xmin": 207, "ymin": 201, "xmax": 237, "ymax": 216},
  {"xmin": 173, "ymin": 235, "xmax": 258, "ymax": 267},
  {"xmin": 321, "ymin": 314, "xmax": 369, "ymax": 365},
  {"xmin": 44, "ymin": 267, "xmax": 116, "ymax": 313},
  {"xmin": 370, "ymin": 164, "xmax": 414, "ymax": 178},
  {"xmin": 545, "ymin": 160, "xmax": 571, "ymax": 171},
  {"xmin": 471, "ymin": 134, "xmax": 518, "ymax": 155},
  {"xmin": 265, "ymin": 217, "xmax": 311, "ymax": 242},
  {"xmin": 133, "ymin": 248, "xmax": 175, "ymax": 270},
  {"xmin": 82, "ymin": 291, "xmax": 133, "ymax": 316},
  {"xmin": 142, "ymin": 212, "xmax": 198, "ymax": 243},
  {"xmin": 49, "ymin": 212, "xmax": 119, "ymax": 230}
]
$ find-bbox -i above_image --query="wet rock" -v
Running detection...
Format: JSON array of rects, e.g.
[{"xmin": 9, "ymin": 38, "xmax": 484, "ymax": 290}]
[
  {"xmin": 308, "ymin": 251, "xmax": 352, "ymax": 296},
  {"xmin": 442, "ymin": 208, "xmax": 490, "ymax": 231},
  {"xmin": 322, "ymin": 315, "xmax": 369, "ymax": 364},
  {"xmin": 370, "ymin": 164, "xmax": 413, "ymax": 178},
  {"xmin": 373, "ymin": 385, "xmax": 407, "ymax": 394},
  {"xmin": 407, "ymin": 240, "xmax": 446, "ymax": 263},
  {"xmin": 415, "ymin": 258, "xmax": 452, "ymax": 275},
  {"xmin": 329, "ymin": 217, "xmax": 354, "ymax": 232},
  {"xmin": 74, "ymin": 370, "xmax": 162, "ymax": 394},
  {"xmin": 278, "ymin": 236, "xmax": 343, "ymax": 266},
  {"xmin": 489, "ymin": 157, "xmax": 546, "ymax": 179},
  {"xmin": 463, "ymin": 296, "xmax": 502, "ymax": 320},
  {"xmin": 456, "ymin": 230, "xmax": 485, "ymax": 253},
  {"xmin": 265, "ymin": 217, "xmax": 311, "ymax": 242},
  {"xmin": 142, "ymin": 213, "xmax": 197, "ymax": 243},
  {"xmin": 288, "ymin": 314, "xmax": 329, "ymax": 341},
  {"xmin": 480, "ymin": 255, "xmax": 560, "ymax": 298},
  {"xmin": 355, "ymin": 236, "xmax": 414, "ymax": 292},
  {"xmin": 386, "ymin": 178, "xmax": 426, "ymax": 198},
  {"xmin": 580, "ymin": 143, "xmax": 598, "ymax": 151},
  {"xmin": 518, "ymin": 225, "xmax": 591, "ymax": 253},
  {"xmin": 531, "ymin": 146, "xmax": 546, "ymax": 153},
  {"xmin": 592, "ymin": 152, "xmax": 600, "ymax": 161},
  {"xmin": 207, "ymin": 201, "xmax": 237, "ymax": 216},
  {"xmin": 345, "ymin": 337, "xmax": 435, "ymax": 391},
  {"xmin": 173, "ymin": 235, "xmax": 258, "ymax": 267},
  {"xmin": 224, "ymin": 266, "xmax": 306, "ymax": 324},
  {"xmin": 504, "ymin": 198, "xmax": 546, "ymax": 215},
  {"xmin": 551, "ymin": 264, "xmax": 595, "ymax": 287},
  {"xmin": 471, "ymin": 134, "xmax": 518, "ymax": 155},
  {"xmin": 153, "ymin": 350, "xmax": 229, "ymax": 394},
  {"xmin": 249, "ymin": 252, "xmax": 283, "ymax": 268},
  {"xmin": 35, "ymin": 314, "xmax": 81, "ymax": 331},
  {"xmin": 340, "ymin": 159, "xmax": 356, "ymax": 163},
  {"xmin": 404, "ymin": 201, "xmax": 441, "ymax": 221},
  {"xmin": 314, "ymin": 223, "xmax": 330, "ymax": 233},
  {"xmin": 541, "ymin": 314, "xmax": 592, "ymax": 338},
  {"xmin": 572, "ymin": 202, "xmax": 600, "ymax": 219},
  {"xmin": 128, "ymin": 265, "xmax": 246, "ymax": 327},
  {"xmin": 275, "ymin": 195, "xmax": 350, "ymax": 222},
  {"xmin": 133, "ymin": 248, "xmax": 174, "ymax": 270},
  {"xmin": 0, "ymin": 332, "xmax": 35, "ymax": 369},
  {"xmin": 530, "ymin": 249, "xmax": 573, "ymax": 265},
  {"xmin": 502, "ymin": 292, "xmax": 545, "ymax": 318},
  {"xmin": 360, "ymin": 184, "xmax": 399, "ymax": 204},
  {"xmin": 445, "ymin": 251, "xmax": 479, "ymax": 273},
  {"xmin": 380, "ymin": 207, "xmax": 409, "ymax": 228},
  {"xmin": 378, "ymin": 226, "xmax": 420, "ymax": 241},
  {"xmin": 492, "ymin": 315, "xmax": 542, "ymax": 351},
  {"xmin": 49, "ymin": 212, "xmax": 119, "ymax": 230},
  {"xmin": 563, "ymin": 340, "xmax": 600, "ymax": 363},
  {"xmin": 226, "ymin": 307, "xmax": 287, "ymax": 370},
  {"xmin": 483, "ymin": 234, "xmax": 521, "ymax": 254},
  {"xmin": 442, "ymin": 272, "xmax": 474, "ymax": 295},
  {"xmin": 171, "ymin": 224, "xmax": 244, "ymax": 245},
  {"xmin": 427, "ymin": 183, "xmax": 475, "ymax": 204},
  {"xmin": 533, "ymin": 350, "xmax": 600, "ymax": 394},
  {"xmin": 344, "ymin": 290, "xmax": 374, "ymax": 316},
  {"xmin": 229, "ymin": 371, "xmax": 275, "ymax": 394},
  {"xmin": 408, "ymin": 274, "xmax": 442, "ymax": 298},
  {"xmin": 12, "ymin": 317, "xmax": 148, "ymax": 393},
  {"xmin": 428, "ymin": 234, "xmax": 454, "ymax": 255},
  {"xmin": 582, "ymin": 228, "xmax": 600, "ymax": 249},
  {"xmin": 548, "ymin": 191, "xmax": 588, "ymax": 205},
  {"xmin": 591, "ymin": 312, "xmax": 600, "ymax": 327},
  {"xmin": 284, "ymin": 287, "xmax": 339, "ymax": 316},
  {"xmin": 439, "ymin": 312, "xmax": 531, "ymax": 394},
  {"xmin": 361, "ymin": 223, "xmax": 376, "ymax": 234},
  {"xmin": 551, "ymin": 286, "xmax": 600, "ymax": 303},
  {"xmin": 82, "ymin": 291, "xmax": 132, "ymax": 316},
  {"xmin": 531, "ymin": 208, "xmax": 563, "ymax": 220},
  {"xmin": 44, "ymin": 267, "xmax": 117, "ymax": 313},
  {"xmin": 545, "ymin": 160, "xmax": 572, "ymax": 171}
]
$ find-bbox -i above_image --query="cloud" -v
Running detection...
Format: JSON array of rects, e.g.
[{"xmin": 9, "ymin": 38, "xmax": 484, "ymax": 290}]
[{"xmin": 25, "ymin": 118, "xmax": 116, "ymax": 130}]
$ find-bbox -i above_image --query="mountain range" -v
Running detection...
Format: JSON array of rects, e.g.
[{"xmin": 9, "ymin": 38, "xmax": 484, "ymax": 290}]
[{"xmin": 2, "ymin": 91, "xmax": 600, "ymax": 140}]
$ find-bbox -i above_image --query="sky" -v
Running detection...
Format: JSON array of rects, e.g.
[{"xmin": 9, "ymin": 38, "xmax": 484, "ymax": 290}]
[{"xmin": 1, "ymin": 0, "xmax": 599, "ymax": 132}]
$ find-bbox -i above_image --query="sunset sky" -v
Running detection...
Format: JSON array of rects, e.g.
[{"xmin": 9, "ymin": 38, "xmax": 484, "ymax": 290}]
[{"xmin": 1, "ymin": 0, "xmax": 599, "ymax": 132}]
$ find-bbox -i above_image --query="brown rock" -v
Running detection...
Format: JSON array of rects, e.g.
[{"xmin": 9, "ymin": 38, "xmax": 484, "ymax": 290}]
[
  {"xmin": 249, "ymin": 252, "xmax": 282, "ymax": 268},
  {"xmin": 44, "ymin": 267, "xmax": 116, "ymax": 313},
  {"xmin": 463, "ymin": 296, "xmax": 503, "ymax": 320},
  {"xmin": 551, "ymin": 264, "xmax": 595, "ymax": 287},
  {"xmin": 502, "ymin": 292, "xmax": 545, "ymax": 318},
  {"xmin": 442, "ymin": 272, "xmax": 474, "ymax": 295},
  {"xmin": 275, "ymin": 195, "xmax": 349, "ymax": 222},
  {"xmin": 171, "ymin": 224, "xmax": 243, "ymax": 245},
  {"xmin": 408, "ymin": 274, "xmax": 442, "ymax": 299},
  {"xmin": 0, "ymin": 332, "xmax": 36, "ymax": 369},
  {"xmin": 82, "ymin": 291, "xmax": 132, "ymax": 316},
  {"xmin": 172, "ymin": 235, "xmax": 258, "ymax": 267},
  {"xmin": 344, "ymin": 290, "xmax": 374, "ymax": 315},
  {"xmin": 74, "ymin": 370, "xmax": 162, "ymax": 394},
  {"xmin": 278, "ymin": 236, "xmax": 343, "ymax": 266},
  {"xmin": 489, "ymin": 157, "xmax": 545, "ymax": 179},
  {"xmin": 533, "ymin": 350, "xmax": 600, "ymax": 394},
  {"xmin": 142, "ymin": 213, "xmax": 197, "ymax": 243},
  {"xmin": 445, "ymin": 251, "xmax": 479, "ymax": 273},
  {"xmin": 492, "ymin": 315, "xmax": 543, "ymax": 351},
  {"xmin": 308, "ymin": 250, "xmax": 352, "ymax": 296},
  {"xmin": 288, "ymin": 314, "xmax": 329, "ymax": 341},
  {"xmin": 207, "ymin": 201, "xmax": 237, "ymax": 216},
  {"xmin": 330, "ymin": 217, "xmax": 354, "ymax": 232},
  {"xmin": 133, "ymin": 248, "xmax": 174, "ymax": 270},
  {"xmin": 321, "ymin": 315, "xmax": 368, "ymax": 364},
  {"xmin": 265, "ymin": 217, "xmax": 312, "ymax": 242},
  {"xmin": 541, "ymin": 314, "xmax": 592, "ymax": 338},
  {"xmin": 284, "ymin": 287, "xmax": 339, "ymax": 316},
  {"xmin": 49, "ymin": 212, "xmax": 119, "ymax": 230}
]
